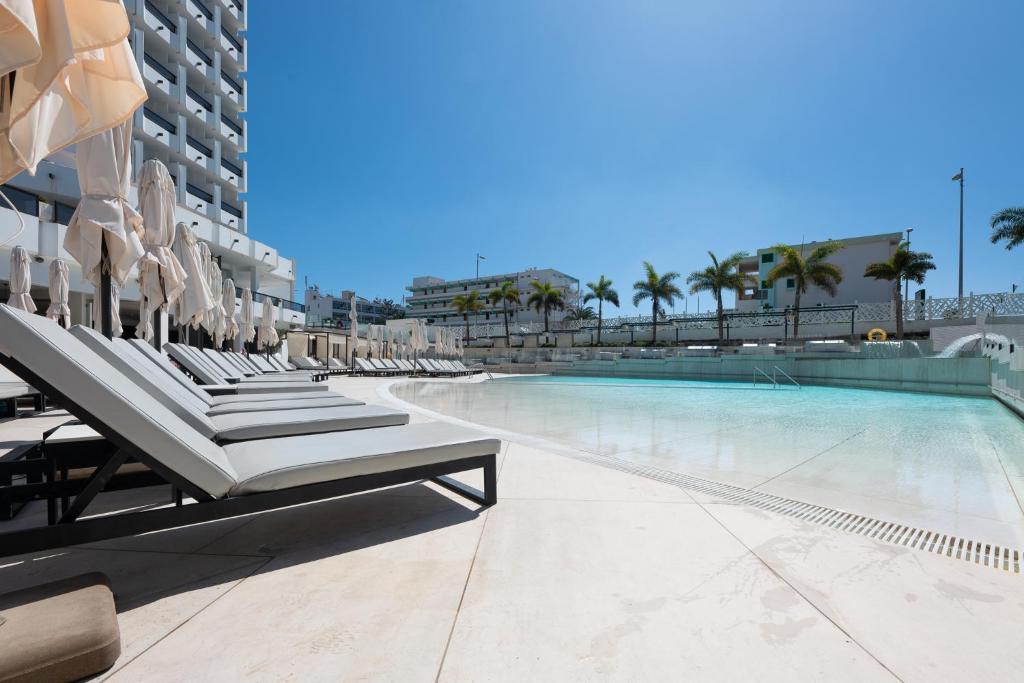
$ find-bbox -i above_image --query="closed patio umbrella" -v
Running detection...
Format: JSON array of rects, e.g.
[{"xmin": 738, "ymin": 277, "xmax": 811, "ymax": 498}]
[
  {"xmin": 258, "ymin": 295, "xmax": 278, "ymax": 351},
  {"xmin": 45, "ymin": 257, "xmax": 69, "ymax": 327},
  {"xmin": 62, "ymin": 119, "xmax": 144, "ymax": 338},
  {"xmin": 136, "ymin": 159, "xmax": 185, "ymax": 344},
  {"xmin": 239, "ymin": 286, "xmax": 255, "ymax": 346},
  {"xmin": 0, "ymin": 1, "xmax": 147, "ymax": 184},
  {"xmin": 208, "ymin": 260, "xmax": 227, "ymax": 348},
  {"xmin": 7, "ymin": 243, "xmax": 35, "ymax": 312},
  {"xmin": 196, "ymin": 241, "xmax": 215, "ymax": 338},
  {"xmin": 348, "ymin": 293, "xmax": 358, "ymax": 361},
  {"xmin": 170, "ymin": 222, "xmax": 214, "ymax": 334},
  {"xmin": 222, "ymin": 277, "xmax": 239, "ymax": 344}
]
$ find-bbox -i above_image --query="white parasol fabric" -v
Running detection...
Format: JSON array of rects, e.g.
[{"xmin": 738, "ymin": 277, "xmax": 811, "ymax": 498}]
[
  {"xmin": 170, "ymin": 223, "xmax": 213, "ymax": 330},
  {"xmin": 258, "ymin": 295, "xmax": 278, "ymax": 350},
  {"xmin": 136, "ymin": 159, "xmax": 185, "ymax": 341},
  {"xmin": 92, "ymin": 280, "xmax": 122, "ymax": 337},
  {"xmin": 207, "ymin": 260, "xmax": 227, "ymax": 347},
  {"xmin": 222, "ymin": 277, "xmax": 239, "ymax": 342},
  {"xmin": 63, "ymin": 119, "xmax": 144, "ymax": 338},
  {"xmin": 196, "ymin": 241, "xmax": 215, "ymax": 333},
  {"xmin": 0, "ymin": 1, "xmax": 147, "ymax": 184},
  {"xmin": 7, "ymin": 244, "xmax": 35, "ymax": 312},
  {"xmin": 239, "ymin": 286, "xmax": 255, "ymax": 343},
  {"xmin": 456, "ymin": 330, "xmax": 464, "ymax": 357},
  {"xmin": 348, "ymin": 293, "xmax": 359, "ymax": 360},
  {"xmin": 45, "ymin": 257, "xmax": 69, "ymax": 326}
]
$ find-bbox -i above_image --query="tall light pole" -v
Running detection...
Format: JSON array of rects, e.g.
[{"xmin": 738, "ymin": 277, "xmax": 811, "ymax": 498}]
[
  {"xmin": 904, "ymin": 227, "xmax": 914, "ymax": 305},
  {"xmin": 476, "ymin": 253, "xmax": 486, "ymax": 280},
  {"xmin": 952, "ymin": 168, "xmax": 964, "ymax": 315}
]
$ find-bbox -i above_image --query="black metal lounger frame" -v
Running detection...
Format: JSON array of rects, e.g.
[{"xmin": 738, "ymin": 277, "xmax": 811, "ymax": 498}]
[{"xmin": 0, "ymin": 353, "xmax": 497, "ymax": 559}]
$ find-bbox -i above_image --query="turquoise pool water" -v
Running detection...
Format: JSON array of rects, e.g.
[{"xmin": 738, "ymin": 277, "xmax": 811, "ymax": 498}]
[{"xmin": 392, "ymin": 375, "xmax": 1024, "ymax": 541}]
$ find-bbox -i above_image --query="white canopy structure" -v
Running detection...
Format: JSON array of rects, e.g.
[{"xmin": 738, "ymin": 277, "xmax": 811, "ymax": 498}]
[
  {"xmin": 6, "ymin": 244, "xmax": 34, "ymax": 312},
  {"xmin": 45, "ymin": 258, "xmax": 70, "ymax": 327},
  {"xmin": 239, "ymin": 286, "xmax": 256, "ymax": 344},
  {"xmin": 0, "ymin": 0, "xmax": 147, "ymax": 185},
  {"xmin": 170, "ymin": 222, "xmax": 214, "ymax": 331},
  {"xmin": 258, "ymin": 296, "xmax": 279, "ymax": 351},
  {"xmin": 136, "ymin": 159, "xmax": 185, "ymax": 342}
]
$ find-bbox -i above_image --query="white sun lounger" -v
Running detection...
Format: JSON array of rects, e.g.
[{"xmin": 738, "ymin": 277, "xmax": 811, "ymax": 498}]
[
  {"xmin": 0, "ymin": 304, "xmax": 499, "ymax": 557},
  {"xmin": 165, "ymin": 344, "xmax": 327, "ymax": 392}
]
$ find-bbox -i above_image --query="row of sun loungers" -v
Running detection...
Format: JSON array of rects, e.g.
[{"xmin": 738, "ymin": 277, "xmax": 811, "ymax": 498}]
[
  {"xmin": 0, "ymin": 303, "xmax": 499, "ymax": 557},
  {"xmin": 351, "ymin": 357, "xmax": 481, "ymax": 377}
]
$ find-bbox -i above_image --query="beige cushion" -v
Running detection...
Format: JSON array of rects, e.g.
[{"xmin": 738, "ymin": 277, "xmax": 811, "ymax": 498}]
[
  {"xmin": 210, "ymin": 405, "xmax": 409, "ymax": 442},
  {"xmin": 0, "ymin": 573, "xmax": 120, "ymax": 683},
  {"xmin": 225, "ymin": 422, "xmax": 500, "ymax": 495},
  {"xmin": 204, "ymin": 395, "xmax": 363, "ymax": 415}
]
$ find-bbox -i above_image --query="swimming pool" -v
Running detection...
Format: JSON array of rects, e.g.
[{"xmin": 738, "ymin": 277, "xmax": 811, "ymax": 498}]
[{"xmin": 392, "ymin": 375, "xmax": 1024, "ymax": 544}]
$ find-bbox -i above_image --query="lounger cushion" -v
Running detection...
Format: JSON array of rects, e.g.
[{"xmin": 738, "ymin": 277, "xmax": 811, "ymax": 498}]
[
  {"xmin": 210, "ymin": 405, "xmax": 409, "ymax": 441},
  {"xmin": 205, "ymin": 395, "xmax": 363, "ymax": 415},
  {"xmin": 225, "ymin": 422, "xmax": 501, "ymax": 495},
  {"xmin": 0, "ymin": 572, "xmax": 120, "ymax": 683}
]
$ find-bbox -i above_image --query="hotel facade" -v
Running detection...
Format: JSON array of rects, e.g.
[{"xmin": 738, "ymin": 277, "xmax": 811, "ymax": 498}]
[
  {"xmin": 0, "ymin": 0, "xmax": 305, "ymax": 332},
  {"xmin": 405, "ymin": 268, "xmax": 580, "ymax": 328}
]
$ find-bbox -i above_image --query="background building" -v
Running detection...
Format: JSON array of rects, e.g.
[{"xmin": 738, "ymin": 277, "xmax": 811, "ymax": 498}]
[
  {"xmin": 736, "ymin": 232, "xmax": 904, "ymax": 313},
  {"xmin": 405, "ymin": 267, "xmax": 580, "ymax": 328},
  {"xmin": 0, "ymin": 0, "xmax": 305, "ymax": 333},
  {"xmin": 304, "ymin": 286, "xmax": 396, "ymax": 329}
]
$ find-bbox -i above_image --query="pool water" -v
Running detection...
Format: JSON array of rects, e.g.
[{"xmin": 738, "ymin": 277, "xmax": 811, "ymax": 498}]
[{"xmin": 392, "ymin": 375, "xmax": 1024, "ymax": 542}]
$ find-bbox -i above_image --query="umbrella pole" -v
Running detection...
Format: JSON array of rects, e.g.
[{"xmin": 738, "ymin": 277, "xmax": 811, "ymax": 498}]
[
  {"xmin": 153, "ymin": 310, "xmax": 162, "ymax": 350},
  {"xmin": 100, "ymin": 242, "xmax": 113, "ymax": 339}
]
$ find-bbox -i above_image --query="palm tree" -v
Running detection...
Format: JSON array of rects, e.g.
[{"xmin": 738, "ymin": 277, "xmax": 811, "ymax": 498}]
[
  {"xmin": 864, "ymin": 242, "xmax": 935, "ymax": 339},
  {"xmin": 990, "ymin": 207, "xmax": 1024, "ymax": 250},
  {"xmin": 765, "ymin": 241, "xmax": 844, "ymax": 339},
  {"xmin": 632, "ymin": 261, "xmax": 682, "ymax": 345},
  {"xmin": 582, "ymin": 275, "xmax": 619, "ymax": 345},
  {"xmin": 563, "ymin": 305, "xmax": 597, "ymax": 323},
  {"xmin": 526, "ymin": 280, "xmax": 565, "ymax": 332},
  {"xmin": 686, "ymin": 251, "xmax": 753, "ymax": 344},
  {"xmin": 451, "ymin": 290, "xmax": 484, "ymax": 341},
  {"xmin": 487, "ymin": 280, "xmax": 520, "ymax": 347}
]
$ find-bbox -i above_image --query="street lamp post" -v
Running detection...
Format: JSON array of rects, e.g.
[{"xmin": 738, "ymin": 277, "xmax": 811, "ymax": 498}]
[
  {"xmin": 476, "ymin": 253, "xmax": 486, "ymax": 281},
  {"xmin": 952, "ymin": 168, "xmax": 964, "ymax": 315}
]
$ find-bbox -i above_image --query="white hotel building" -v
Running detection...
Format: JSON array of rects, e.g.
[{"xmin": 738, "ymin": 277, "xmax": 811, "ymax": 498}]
[
  {"xmin": 0, "ymin": 0, "xmax": 304, "ymax": 333},
  {"xmin": 405, "ymin": 268, "xmax": 580, "ymax": 328}
]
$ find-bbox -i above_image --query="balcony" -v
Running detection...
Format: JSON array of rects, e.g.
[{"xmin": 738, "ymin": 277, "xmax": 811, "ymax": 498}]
[
  {"xmin": 219, "ymin": 114, "xmax": 244, "ymax": 148},
  {"xmin": 185, "ymin": 39, "xmax": 214, "ymax": 81},
  {"xmin": 219, "ymin": 158, "xmax": 244, "ymax": 189},
  {"xmin": 219, "ymin": 70, "xmax": 243, "ymax": 104},
  {"xmin": 185, "ymin": 86, "xmax": 213, "ymax": 124},
  {"xmin": 185, "ymin": 135, "xmax": 212, "ymax": 168},
  {"xmin": 220, "ymin": 200, "xmax": 244, "ymax": 230},
  {"xmin": 220, "ymin": 0, "xmax": 242, "ymax": 23},
  {"xmin": 185, "ymin": 182, "xmax": 213, "ymax": 215},
  {"xmin": 219, "ymin": 26, "xmax": 244, "ymax": 65},
  {"xmin": 142, "ymin": 1, "xmax": 177, "ymax": 45},
  {"xmin": 185, "ymin": 0, "xmax": 213, "ymax": 30},
  {"xmin": 142, "ymin": 54, "xmax": 176, "ymax": 97},
  {"xmin": 141, "ymin": 108, "xmax": 178, "ymax": 149}
]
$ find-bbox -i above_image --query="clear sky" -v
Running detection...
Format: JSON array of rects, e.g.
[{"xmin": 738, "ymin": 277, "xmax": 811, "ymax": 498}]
[{"xmin": 244, "ymin": 1, "xmax": 1023, "ymax": 314}]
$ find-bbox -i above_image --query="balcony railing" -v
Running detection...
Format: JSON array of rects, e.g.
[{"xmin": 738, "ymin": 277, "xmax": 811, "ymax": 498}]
[
  {"xmin": 220, "ymin": 115, "xmax": 243, "ymax": 136},
  {"xmin": 144, "ymin": 54, "xmax": 176, "ymax": 84},
  {"xmin": 186, "ymin": 86, "xmax": 211, "ymax": 112},
  {"xmin": 238, "ymin": 288, "xmax": 306, "ymax": 314},
  {"xmin": 143, "ymin": 108, "xmax": 176, "ymax": 134},
  {"xmin": 186, "ymin": 183, "xmax": 213, "ymax": 203},
  {"xmin": 187, "ymin": 39, "xmax": 212, "ymax": 66},
  {"xmin": 221, "ymin": 158, "xmax": 243, "ymax": 177},
  {"xmin": 144, "ymin": 0, "xmax": 177, "ymax": 33},
  {"xmin": 221, "ymin": 26, "xmax": 243, "ymax": 54},
  {"xmin": 221, "ymin": 201, "xmax": 242, "ymax": 218},
  {"xmin": 220, "ymin": 70, "xmax": 243, "ymax": 94}
]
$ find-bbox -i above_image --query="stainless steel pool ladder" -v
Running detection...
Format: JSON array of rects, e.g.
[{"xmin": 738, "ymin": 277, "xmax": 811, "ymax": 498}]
[
  {"xmin": 753, "ymin": 367, "xmax": 776, "ymax": 388},
  {"xmin": 753, "ymin": 366, "xmax": 801, "ymax": 389},
  {"xmin": 773, "ymin": 365, "xmax": 801, "ymax": 389}
]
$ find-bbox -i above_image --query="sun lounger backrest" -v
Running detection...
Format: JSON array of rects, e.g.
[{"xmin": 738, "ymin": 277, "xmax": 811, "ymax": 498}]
[
  {"xmin": 369, "ymin": 359, "xmax": 389, "ymax": 370},
  {"xmin": 289, "ymin": 356, "xmax": 311, "ymax": 369},
  {"xmin": 185, "ymin": 345, "xmax": 244, "ymax": 382},
  {"xmin": 203, "ymin": 349, "xmax": 251, "ymax": 378},
  {"xmin": 229, "ymin": 352, "xmax": 262, "ymax": 374},
  {"xmin": 71, "ymin": 327, "xmax": 218, "ymax": 438},
  {"xmin": 164, "ymin": 344, "xmax": 226, "ymax": 385},
  {"xmin": 354, "ymin": 358, "xmax": 375, "ymax": 372},
  {"xmin": 267, "ymin": 355, "xmax": 290, "ymax": 371},
  {"xmin": 0, "ymin": 306, "xmax": 236, "ymax": 497},
  {"xmin": 218, "ymin": 351, "xmax": 257, "ymax": 375},
  {"xmin": 327, "ymin": 358, "xmax": 345, "ymax": 369},
  {"xmin": 249, "ymin": 354, "xmax": 278, "ymax": 373},
  {"xmin": 303, "ymin": 357, "xmax": 325, "ymax": 370},
  {"xmin": 416, "ymin": 359, "xmax": 433, "ymax": 373},
  {"xmin": 124, "ymin": 340, "xmax": 216, "ymax": 405}
]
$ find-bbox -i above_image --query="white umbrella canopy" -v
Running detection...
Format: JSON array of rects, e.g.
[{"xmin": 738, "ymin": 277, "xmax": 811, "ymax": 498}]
[
  {"xmin": 45, "ymin": 257, "xmax": 69, "ymax": 327},
  {"xmin": 63, "ymin": 119, "xmax": 144, "ymax": 336},
  {"xmin": 222, "ymin": 277, "xmax": 239, "ymax": 342},
  {"xmin": 208, "ymin": 260, "xmax": 227, "ymax": 347},
  {"xmin": 0, "ymin": 1, "xmax": 146, "ymax": 184},
  {"xmin": 92, "ymin": 280, "xmax": 122, "ymax": 336},
  {"xmin": 136, "ymin": 159, "xmax": 185, "ymax": 342},
  {"xmin": 239, "ymin": 286, "xmax": 255, "ymax": 344},
  {"xmin": 6, "ymin": 244, "xmax": 34, "ymax": 312},
  {"xmin": 258, "ymin": 295, "xmax": 279, "ymax": 351},
  {"xmin": 196, "ymin": 241, "xmax": 215, "ymax": 334},
  {"xmin": 170, "ymin": 222, "xmax": 214, "ymax": 331}
]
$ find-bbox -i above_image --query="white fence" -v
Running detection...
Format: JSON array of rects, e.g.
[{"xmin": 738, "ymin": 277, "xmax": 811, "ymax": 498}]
[{"xmin": 462, "ymin": 291, "xmax": 1024, "ymax": 339}]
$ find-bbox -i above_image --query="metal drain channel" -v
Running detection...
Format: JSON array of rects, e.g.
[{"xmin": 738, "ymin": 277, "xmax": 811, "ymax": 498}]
[{"xmin": 562, "ymin": 450, "xmax": 1023, "ymax": 575}]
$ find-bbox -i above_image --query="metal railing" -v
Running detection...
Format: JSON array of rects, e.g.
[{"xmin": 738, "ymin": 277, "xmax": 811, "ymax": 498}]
[
  {"xmin": 753, "ymin": 367, "xmax": 776, "ymax": 388},
  {"xmin": 773, "ymin": 366, "xmax": 801, "ymax": 389}
]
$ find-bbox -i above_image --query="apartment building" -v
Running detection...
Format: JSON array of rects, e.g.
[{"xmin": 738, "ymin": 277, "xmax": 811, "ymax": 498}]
[
  {"xmin": 0, "ymin": 0, "xmax": 305, "ymax": 332},
  {"xmin": 304, "ymin": 287, "xmax": 395, "ymax": 329},
  {"xmin": 405, "ymin": 268, "xmax": 580, "ymax": 328},
  {"xmin": 735, "ymin": 232, "xmax": 904, "ymax": 313}
]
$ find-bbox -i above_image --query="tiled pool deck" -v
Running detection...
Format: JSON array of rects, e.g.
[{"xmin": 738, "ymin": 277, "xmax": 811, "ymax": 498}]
[{"xmin": 1, "ymin": 375, "xmax": 1023, "ymax": 680}]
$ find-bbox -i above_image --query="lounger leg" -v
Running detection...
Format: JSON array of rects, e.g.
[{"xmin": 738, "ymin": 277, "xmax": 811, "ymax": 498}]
[
  {"xmin": 482, "ymin": 454, "xmax": 497, "ymax": 505},
  {"xmin": 33, "ymin": 393, "xmax": 45, "ymax": 412},
  {"xmin": 1, "ymin": 397, "xmax": 15, "ymax": 418},
  {"xmin": 58, "ymin": 450, "xmax": 129, "ymax": 524},
  {"xmin": 430, "ymin": 454, "xmax": 498, "ymax": 507}
]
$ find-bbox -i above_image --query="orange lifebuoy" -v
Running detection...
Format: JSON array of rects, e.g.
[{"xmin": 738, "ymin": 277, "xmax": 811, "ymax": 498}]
[{"xmin": 866, "ymin": 328, "xmax": 887, "ymax": 341}]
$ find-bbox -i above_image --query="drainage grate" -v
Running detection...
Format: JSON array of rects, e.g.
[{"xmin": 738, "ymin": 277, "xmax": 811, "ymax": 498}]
[{"xmin": 564, "ymin": 450, "xmax": 1023, "ymax": 575}]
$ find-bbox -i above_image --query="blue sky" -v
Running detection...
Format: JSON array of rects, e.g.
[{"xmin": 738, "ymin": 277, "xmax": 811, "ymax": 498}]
[{"xmin": 245, "ymin": 1, "xmax": 1023, "ymax": 314}]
